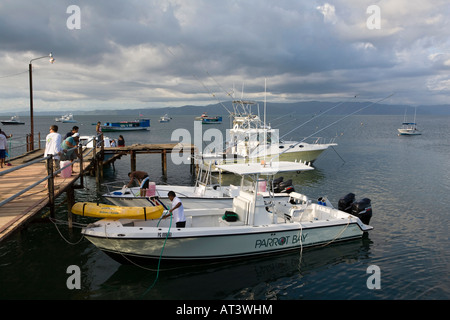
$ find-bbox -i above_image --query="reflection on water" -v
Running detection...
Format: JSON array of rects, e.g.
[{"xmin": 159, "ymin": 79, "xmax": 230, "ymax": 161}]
[{"xmin": 1, "ymin": 114, "xmax": 449, "ymax": 300}]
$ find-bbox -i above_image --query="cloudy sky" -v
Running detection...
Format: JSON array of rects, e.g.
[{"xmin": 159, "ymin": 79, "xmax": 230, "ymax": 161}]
[{"xmin": 0, "ymin": 0, "xmax": 449, "ymax": 113}]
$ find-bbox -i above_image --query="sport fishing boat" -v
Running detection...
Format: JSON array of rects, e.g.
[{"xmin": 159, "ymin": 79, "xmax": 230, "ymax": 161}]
[
  {"xmin": 398, "ymin": 107, "xmax": 421, "ymax": 136},
  {"xmin": 76, "ymin": 161, "xmax": 373, "ymax": 263},
  {"xmin": 102, "ymin": 163, "xmax": 296, "ymax": 209},
  {"xmin": 199, "ymin": 100, "xmax": 337, "ymax": 170},
  {"xmin": 101, "ymin": 119, "xmax": 150, "ymax": 132},
  {"xmin": 55, "ymin": 113, "xmax": 77, "ymax": 123}
]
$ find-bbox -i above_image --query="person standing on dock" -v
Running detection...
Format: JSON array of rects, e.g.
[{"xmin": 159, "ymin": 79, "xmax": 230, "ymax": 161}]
[
  {"xmin": 118, "ymin": 135, "xmax": 125, "ymax": 147},
  {"xmin": 95, "ymin": 121, "xmax": 102, "ymax": 135},
  {"xmin": 44, "ymin": 125, "xmax": 62, "ymax": 172},
  {"xmin": 0, "ymin": 132, "xmax": 8, "ymax": 168}
]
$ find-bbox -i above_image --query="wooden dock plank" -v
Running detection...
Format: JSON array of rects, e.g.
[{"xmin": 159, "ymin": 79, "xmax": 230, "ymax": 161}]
[{"xmin": 0, "ymin": 143, "xmax": 196, "ymax": 242}]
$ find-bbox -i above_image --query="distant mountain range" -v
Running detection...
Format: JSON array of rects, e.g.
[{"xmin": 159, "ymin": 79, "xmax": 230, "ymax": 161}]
[{"xmin": 2, "ymin": 100, "xmax": 450, "ymax": 116}]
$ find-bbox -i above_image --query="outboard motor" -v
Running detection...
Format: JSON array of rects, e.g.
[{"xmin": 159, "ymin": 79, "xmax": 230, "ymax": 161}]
[
  {"xmin": 338, "ymin": 193, "xmax": 355, "ymax": 213},
  {"xmin": 271, "ymin": 177, "xmax": 284, "ymax": 192},
  {"xmin": 274, "ymin": 179, "xmax": 293, "ymax": 193},
  {"xmin": 351, "ymin": 198, "xmax": 372, "ymax": 225}
]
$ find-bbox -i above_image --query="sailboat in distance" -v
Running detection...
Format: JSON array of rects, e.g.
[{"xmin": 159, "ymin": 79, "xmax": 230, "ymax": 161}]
[{"xmin": 398, "ymin": 107, "xmax": 421, "ymax": 136}]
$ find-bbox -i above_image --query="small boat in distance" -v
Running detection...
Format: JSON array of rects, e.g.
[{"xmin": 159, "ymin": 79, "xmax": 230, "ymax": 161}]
[
  {"xmin": 1, "ymin": 116, "xmax": 25, "ymax": 125},
  {"xmin": 195, "ymin": 112, "xmax": 222, "ymax": 124},
  {"xmin": 159, "ymin": 114, "xmax": 171, "ymax": 123},
  {"xmin": 100, "ymin": 119, "xmax": 150, "ymax": 132},
  {"xmin": 398, "ymin": 107, "xmax": 421, "ymax": 136},
  {"xmin": 55, "ymin": 113, "xmax": 77, "ymax": 123}
]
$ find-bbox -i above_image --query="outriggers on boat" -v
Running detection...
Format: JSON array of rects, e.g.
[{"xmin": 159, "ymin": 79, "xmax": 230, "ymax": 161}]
[
  {"xmin": 75, "ymin": 161, "xmax": 373, "ymax": 263},
  {"xmin": 398, "ymin": 107, "xmax": 421, "ymax": 136}
]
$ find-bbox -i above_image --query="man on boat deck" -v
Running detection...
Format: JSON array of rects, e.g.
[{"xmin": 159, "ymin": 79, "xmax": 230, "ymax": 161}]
[
  {"xmin": 125, "ymin": 171, "xmax": 149, "ymax": 195},
  {"xmin": 165, "ymin": 191, "xmax": 186, "ymax": 228}
]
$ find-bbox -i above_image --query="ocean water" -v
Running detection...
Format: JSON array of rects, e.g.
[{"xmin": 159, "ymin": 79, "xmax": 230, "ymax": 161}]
[{"xmin": 0, "ymin": 113, "xmax": 449, "ymax": 300}]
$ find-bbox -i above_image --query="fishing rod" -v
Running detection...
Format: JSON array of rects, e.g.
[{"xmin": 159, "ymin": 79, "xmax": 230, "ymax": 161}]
[
  {"xmin": 269, "ymin": 93, "xmax": 395, "ymax": 165},
  {"xmin": 279, "ymin": 96, "xmax": 359, "ymax": 141}
]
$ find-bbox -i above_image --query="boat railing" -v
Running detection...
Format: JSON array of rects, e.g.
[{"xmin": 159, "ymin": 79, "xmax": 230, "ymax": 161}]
[{"xmin": 281, "ymin": 136, "xmax": 337, "ymax": 145}]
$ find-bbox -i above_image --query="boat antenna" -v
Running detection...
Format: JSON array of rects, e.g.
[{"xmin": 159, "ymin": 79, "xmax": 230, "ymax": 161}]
[
  {"xmin": 264, "ymin": 78, "xmax": 267, "ymax": 127},
  {"xmin": 270, "ymin": 93, "xmax": 395, "ymax": 165}
]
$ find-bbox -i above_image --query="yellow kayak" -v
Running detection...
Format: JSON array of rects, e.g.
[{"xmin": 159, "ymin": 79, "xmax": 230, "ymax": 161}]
[{"xmin": 71, "ymin": 202, "xmax": 164, "ymax": 220}]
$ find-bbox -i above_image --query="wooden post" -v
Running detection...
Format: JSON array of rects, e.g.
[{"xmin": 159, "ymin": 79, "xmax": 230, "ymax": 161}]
[
  {"xmin": 46, "ymin": 156, "xmax": 55, "ymax": 219},
  {"xmin": 130, "ymin": 151, "xmax": 136, "ymax": 172},
  {"xmin": 78, "ymin": 144, "xmax": 84, "ymax": 188},
  {"xmin": 99, "ymin": 133, "xmax": 104, "ymax": 179},
  {"xmin": 161, "ymin": 149, "xmax": 167, "ymax": 176},
  {"xmin": 66, "ymin": 186, "xmax": 75, "ymax": 229}
]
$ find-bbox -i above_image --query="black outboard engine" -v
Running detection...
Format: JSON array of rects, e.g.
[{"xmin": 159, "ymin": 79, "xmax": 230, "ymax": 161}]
[
  {"xmin": 271, "ymin": 177, "xmax": 284, "ymax": 192},
  {"xmin": 274, "ymin": 179, "xmax": 294, "ymax": 193},
  {"xmin": 351, "ymin": 198, "xmax": 372, "ymax": 225},
  {"xmin": 338, "ymin": 193, "xmax": 355, "ymax": 213}
]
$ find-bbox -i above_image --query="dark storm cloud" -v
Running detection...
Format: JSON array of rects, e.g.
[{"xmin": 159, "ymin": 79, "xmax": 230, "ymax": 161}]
[{"xmin": 0, "ymin": 0, "xmax": 449, "ymax": 111}]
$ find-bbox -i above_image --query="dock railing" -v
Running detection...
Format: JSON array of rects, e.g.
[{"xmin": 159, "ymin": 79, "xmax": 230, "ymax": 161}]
[{"xmin": 0, "ymin": 134, "xmax": 102, "ymax": 218}]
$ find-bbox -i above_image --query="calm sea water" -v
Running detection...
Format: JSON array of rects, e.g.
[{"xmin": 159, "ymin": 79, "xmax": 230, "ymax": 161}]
[{"xmin": 0, "ymin": 113, "xmax": 449, "ymax": 300}]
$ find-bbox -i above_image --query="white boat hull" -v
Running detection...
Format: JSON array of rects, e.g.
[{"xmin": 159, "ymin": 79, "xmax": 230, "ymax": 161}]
[
  {"xmin": 82, "ymin": 217, "xmax": 368, "ymax": 262},
  {"xmin": 397, "ymin": 128, "xmax": 421, "ymax": 135},
  {"xmin": 104, "ymin": 185, "xmax": 290, "ymax": 209}
]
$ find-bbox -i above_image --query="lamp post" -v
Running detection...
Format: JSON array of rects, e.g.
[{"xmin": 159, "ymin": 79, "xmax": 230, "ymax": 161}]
[{"xmin": 29, "ymin": 52, "xmax": 55, "ymax": 151}]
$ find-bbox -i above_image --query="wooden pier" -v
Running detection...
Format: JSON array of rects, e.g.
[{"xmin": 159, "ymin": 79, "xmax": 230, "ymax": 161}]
[{"xmin": 0, "ymin": 142, "xmax": 196, "ymax": 242}]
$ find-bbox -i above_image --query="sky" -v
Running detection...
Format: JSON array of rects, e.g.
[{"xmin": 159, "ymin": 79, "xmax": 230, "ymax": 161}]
[{"xmin": 0, "ymin": 0, "xmax": 449, "ymax": 113}]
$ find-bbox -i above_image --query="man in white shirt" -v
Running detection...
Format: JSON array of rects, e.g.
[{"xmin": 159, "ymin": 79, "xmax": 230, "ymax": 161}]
[
  {"xmin": 0, "ymin": 132, "xmax": 8, "ymax": 168},
  {"xmin": 166, "ymin": 191, "xmax": 186, "ymax": 228},
  {"xmin": 44, "ymin": 125, "xmax": 62, "ymax": 172}
]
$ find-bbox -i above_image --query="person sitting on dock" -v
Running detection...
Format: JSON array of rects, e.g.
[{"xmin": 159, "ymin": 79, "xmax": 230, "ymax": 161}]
[{"xmin": 118, "ymin": 135, "xmax": 125, "ymax": 147}]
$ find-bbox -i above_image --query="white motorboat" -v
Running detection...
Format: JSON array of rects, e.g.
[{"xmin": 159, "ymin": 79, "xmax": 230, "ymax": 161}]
[
  {"xmin": 159, "ymin": 114, "xmax": 171, "ymax": 123},
  {"xmin": 55, "ymin": 113, "xmax": 77, "ymax": 123},
  {"xmin": 1, "ymin": 116, "xmax": 25, "ymax": 125},
  {"xmin": 102, "ymin": 163, "xmax": 296, "ymax": 209},
  {"xmin": 199, "ymin": 100, "xmax": 337, "ymax": 171},
  {"xmin": 80, "ymin": 161, "xmax": 373, "ymax": 263},
  {"xmin": 398, "ymin": 123, "xmax": 421, "ymax": 136},
  {"xmin": 398, "ymin": 107, "xmax": 421, "ymax": 136}
]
